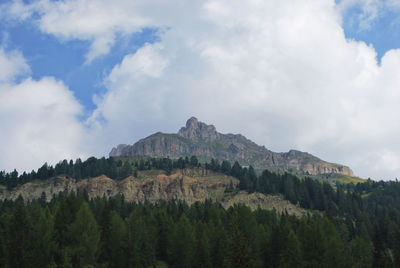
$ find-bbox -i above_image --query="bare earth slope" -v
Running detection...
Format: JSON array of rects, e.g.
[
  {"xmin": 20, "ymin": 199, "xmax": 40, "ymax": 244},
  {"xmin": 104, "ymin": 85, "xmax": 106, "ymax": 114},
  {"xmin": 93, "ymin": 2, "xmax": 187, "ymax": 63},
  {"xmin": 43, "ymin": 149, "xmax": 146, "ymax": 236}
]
[
  {"xmin": 110, "ymin": 117, "xmax": 353, "ymax": 176},
  {"xmin": 0, "ymin": 168, "xmax": 309, "ymax": 217}
]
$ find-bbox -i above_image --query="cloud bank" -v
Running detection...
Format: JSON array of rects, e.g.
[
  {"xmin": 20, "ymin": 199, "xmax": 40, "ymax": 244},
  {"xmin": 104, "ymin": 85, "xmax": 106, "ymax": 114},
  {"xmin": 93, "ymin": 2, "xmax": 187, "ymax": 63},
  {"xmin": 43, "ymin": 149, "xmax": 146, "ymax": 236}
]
[
  {"xmin": 1, "ymin": 0, "xmax": 400, "ymax": 180},
  {"xmin": 0, "ymin": 47, "xmax": 91, "ymax": 173}
]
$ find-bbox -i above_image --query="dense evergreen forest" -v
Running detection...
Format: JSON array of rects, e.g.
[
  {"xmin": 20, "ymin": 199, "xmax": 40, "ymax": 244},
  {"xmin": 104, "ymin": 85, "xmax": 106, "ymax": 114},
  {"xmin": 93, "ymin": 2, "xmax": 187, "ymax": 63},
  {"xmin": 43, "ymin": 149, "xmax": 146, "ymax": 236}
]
[
  {"xmin": 0, "ymin": 191, "xmax": 385, "ymax": 268},
  {"xmin": 1, "ymin": 156, "xmax": 400, "ymax": 267}
]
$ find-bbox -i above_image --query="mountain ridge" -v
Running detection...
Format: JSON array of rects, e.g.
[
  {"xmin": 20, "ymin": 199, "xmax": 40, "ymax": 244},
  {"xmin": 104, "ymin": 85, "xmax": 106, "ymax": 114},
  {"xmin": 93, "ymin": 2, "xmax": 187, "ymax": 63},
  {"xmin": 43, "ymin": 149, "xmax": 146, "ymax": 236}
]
[{"xmin": 110, "ymin": 117, "xmax": 354, "ymax": 176}]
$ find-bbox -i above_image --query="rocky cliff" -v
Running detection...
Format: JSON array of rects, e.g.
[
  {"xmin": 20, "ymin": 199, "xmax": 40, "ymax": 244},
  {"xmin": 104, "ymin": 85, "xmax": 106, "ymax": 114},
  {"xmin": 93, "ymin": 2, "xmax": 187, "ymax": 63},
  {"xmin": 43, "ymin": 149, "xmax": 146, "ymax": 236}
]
[
  {"xmin": 110, "ymin": 117, "xmax": 354, "ymax": 176},
  {"xmin": 0, "ymin": 168, "xmax": 236, "ymax": 204},
  {"xmin": 0, "ymin": 168, "xmax": 309, "ymax": 216}
]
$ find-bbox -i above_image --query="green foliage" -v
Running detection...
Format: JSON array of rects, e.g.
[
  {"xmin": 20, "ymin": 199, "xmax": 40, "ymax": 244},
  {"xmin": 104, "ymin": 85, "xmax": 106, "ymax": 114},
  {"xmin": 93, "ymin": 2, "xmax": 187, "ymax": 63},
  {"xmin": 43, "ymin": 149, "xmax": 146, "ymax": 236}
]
[
  {"xmin": 279, "ymin": 230, "xmax": 302, "ymax": 268},
  {"xmin": 108, "ymin": 211, "xmax": 128, "ymax": 267},
  {"xmin": 7, "ymin": 199, "xmax": 34, "ymax": 267},
  {"xmin": 68, "ymin": 202, "xmax": 100, "ymax": 267},
  {"xmin": 3, "ymin": 157, "xmax": 400, "ymax": 267},
  {"xmin": 0, "ymin": 190, "xmax": 384, "ymax": 268},
  {"xmin": 169, "ymin": 214, "xmax": 196, "ymax": 267},
  {"xmin": 127, "ymin": 210, "xmax": 155, "ymax": 267},
  {"xmin": 0, "ymin": 155, "xmax": 207, "ymax": 189},
  {"xmin": 33, "ymin": 207, "xmax": 54, "ymax": 267}
]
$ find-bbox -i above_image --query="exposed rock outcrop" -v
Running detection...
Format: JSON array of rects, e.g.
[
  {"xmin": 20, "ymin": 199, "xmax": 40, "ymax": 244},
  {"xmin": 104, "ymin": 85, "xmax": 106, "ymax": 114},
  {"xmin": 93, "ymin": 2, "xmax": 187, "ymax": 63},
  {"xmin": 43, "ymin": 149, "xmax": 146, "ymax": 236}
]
[
  {"xmin": 0, "ymin": 177, "xmax": 77, "ymax": 202},
  {"xmin": 178, "ymin": 117, "xmax": 220, "ymax": 142},
  {"xmin": 110, "ymin": 117, "xmax": 354, "ymax": 176},
  {"xmin": 0, "ymin": 168, "xmax": 237, "ymax": 205},
  {"xmin": 222, "ymin": 192, "xmax": 310, "ymax": 218},
  {"xmin": 0, "ymin": 168, "xmax": 312, "ymax": 217}
]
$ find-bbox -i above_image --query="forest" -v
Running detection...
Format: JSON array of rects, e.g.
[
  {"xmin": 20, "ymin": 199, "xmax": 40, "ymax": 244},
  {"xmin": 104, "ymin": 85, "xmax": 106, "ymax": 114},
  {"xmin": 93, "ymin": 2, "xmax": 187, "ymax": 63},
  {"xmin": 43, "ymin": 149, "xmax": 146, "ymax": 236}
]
[{"xmin": 1, "ymin": 156, "xmax": 400, "ymax": 267}]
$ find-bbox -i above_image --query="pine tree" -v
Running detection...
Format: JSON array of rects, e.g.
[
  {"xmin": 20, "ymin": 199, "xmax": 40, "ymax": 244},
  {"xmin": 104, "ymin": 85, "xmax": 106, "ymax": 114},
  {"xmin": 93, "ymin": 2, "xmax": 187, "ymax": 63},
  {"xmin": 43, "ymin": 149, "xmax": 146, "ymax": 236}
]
[
  {"xmin": 127, "ymin": 212, "xmax": 155, "ymax": 267},
  {"xmin": 7, "ymin": 200, "xmax": 34, "ymax": 267},
  {"xmin": 394, "ymin": 231, "xmax": 400, "ymax": 268},
  {"xmin": 279, "ymin": 230, "xmax": 302, "ymax": 268},
  {"xmin": 169, "ymin": 214, "xmax": 196, "ymax": 267},
  {"xmin": 321, "ymin": 217, "xmax": 350, "ymax": 268},
  {"xmin": 190, "ymin": 155, "xmax": 199, "ymax": 167},
  {"xmin": 195, "ymin": 224, "xmax": 212, "ymax": 268},
  {"xmin": 109, "ymin": 211, "xmax": 128, "ymax": 267},
  {"xmin": 350, "ymin": 224, "xmax": 373, "ymax": 268},
  {"xmin": 230, "ymin": 161, "xmax": 242, "ymax": 178},
  {"xmin": 221, "ymin": 160, "xmax": 232, "ymax": 174},
  {"xmin": 98, "ymin": 203, "xmax": 112, "ymax": 265},
  {"xmin": 225, "ymin": 219, "xmax": 254, "ymax": 268},
  {"xmin": 39, "ymin": 191, "xmax": 47, "ymax": 207},
  {"xmin": 33, "ymin": 206, "xmax": 55, "ymax": 267},
  {"xmin": 119, "ymin": 161, "xmax": 133, "ymax": 180},
  {"xmin": 225, "ymin": 206, "xmax": 255, "ymax": 268},
  {"xmin": 68, "ymin": 202, "xmax": 100, "ymax": 267}
]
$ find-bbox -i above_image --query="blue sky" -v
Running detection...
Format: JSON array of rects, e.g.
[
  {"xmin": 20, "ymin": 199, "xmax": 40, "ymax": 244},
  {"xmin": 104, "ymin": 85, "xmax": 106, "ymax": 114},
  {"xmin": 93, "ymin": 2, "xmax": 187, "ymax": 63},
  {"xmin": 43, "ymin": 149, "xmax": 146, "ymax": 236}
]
[
  {"xmin": 339, "ymin": 0, "xmax": 400, "ymax": 61},
  {"xmin": 1, "ymin": 0, "xmax": 398, "ymax": 114},
  {"xmin": 1, "ymin": 18, "xmax": 159, "ymax": 113},
  {"xmin": 0, "ymin": 0, "xmax": 400, "ymax": 180}
]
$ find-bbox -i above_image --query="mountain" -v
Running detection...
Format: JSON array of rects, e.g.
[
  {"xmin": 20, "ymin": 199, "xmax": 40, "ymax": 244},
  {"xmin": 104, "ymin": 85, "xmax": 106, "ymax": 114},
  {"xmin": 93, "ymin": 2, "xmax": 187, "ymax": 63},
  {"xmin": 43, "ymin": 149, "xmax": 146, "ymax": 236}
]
[{"xmin": 110, "ymin": 117, "xmax": 354, "ymax": 176}]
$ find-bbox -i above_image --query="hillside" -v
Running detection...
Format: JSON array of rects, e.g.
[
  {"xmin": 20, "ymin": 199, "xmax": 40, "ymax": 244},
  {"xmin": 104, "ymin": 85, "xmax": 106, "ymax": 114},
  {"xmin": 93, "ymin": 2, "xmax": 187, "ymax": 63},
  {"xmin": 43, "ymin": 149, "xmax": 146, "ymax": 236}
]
[
  {"xmin": 110, "ymin": 117, "xmax": 354, "ymax": 176},
  {"xmin": 0, "ymin": 167, "xmax": 309, "ymax": 217},
  {"xmin": 1, "ymin": 156, "xmax": 400, "ymax": 267}
]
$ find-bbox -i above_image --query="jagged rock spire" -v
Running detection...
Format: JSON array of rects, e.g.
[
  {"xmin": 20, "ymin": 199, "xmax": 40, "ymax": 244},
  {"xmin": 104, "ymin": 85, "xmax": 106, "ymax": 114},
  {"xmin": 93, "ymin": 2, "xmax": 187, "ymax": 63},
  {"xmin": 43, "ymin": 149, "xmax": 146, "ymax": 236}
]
[{"xmin": 178, "ymin": 117, "xmax": 219, "ymax": 141}]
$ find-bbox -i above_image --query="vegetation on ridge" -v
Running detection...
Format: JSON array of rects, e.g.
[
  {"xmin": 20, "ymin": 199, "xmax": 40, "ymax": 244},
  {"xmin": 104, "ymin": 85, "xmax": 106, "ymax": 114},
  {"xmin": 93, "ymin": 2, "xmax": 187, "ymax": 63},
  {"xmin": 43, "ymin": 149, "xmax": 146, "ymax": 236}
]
[
  {"xmin": 2, "ymin": 156, "xmax": 400, "ymax": 266},
  {"xmin": 1, "ymin": 179, "xmax": 400, "ymax": 267}
]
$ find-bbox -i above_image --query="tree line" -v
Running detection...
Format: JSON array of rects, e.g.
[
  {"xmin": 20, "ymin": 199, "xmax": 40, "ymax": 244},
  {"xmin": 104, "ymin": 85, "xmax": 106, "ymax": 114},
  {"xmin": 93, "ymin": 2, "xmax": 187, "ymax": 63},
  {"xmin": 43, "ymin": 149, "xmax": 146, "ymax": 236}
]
[
  {"xmin": 0, "ymin": 191, "xmax": 384, "ymax": 268},
  {"xmin": 2, "ymin": 156, "xmax": 400, "ymax": 266},
  {"xmin": 0, "ymin": 156, "xmax": 202, "ymax": 189}
]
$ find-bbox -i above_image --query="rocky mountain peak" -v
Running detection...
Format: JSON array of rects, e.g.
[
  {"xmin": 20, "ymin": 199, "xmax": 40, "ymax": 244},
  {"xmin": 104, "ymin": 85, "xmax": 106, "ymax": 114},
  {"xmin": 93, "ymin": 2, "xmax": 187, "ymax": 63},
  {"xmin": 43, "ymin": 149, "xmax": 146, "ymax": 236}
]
[
  {"xmin": 109, "ymin": 144, "xmax": 129, "ymax": 157},
  {"xmin": 186, "ymin": 116, "xmax": 199, "ymax": 128},
  {"xmin": 178, "ymin": 117, "xmax": 219, "ymax": 141},
  {"xmin": 109, "ymin": 117, "xmax": 354, "ymax": 177}
]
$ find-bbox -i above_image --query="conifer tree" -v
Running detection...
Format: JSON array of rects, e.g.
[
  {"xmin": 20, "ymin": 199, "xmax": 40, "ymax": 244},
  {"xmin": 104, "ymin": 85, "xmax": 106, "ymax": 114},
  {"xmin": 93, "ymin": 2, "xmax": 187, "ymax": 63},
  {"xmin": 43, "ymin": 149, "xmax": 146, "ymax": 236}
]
[
  {"xmin": 33, "ymin": 206, "xmax": 54, "ymax": 267},
  {"xmin": 7, "ymin": 199, "xmax": 34, "ymax": 267},
  {"xmin": 279, "ymin": 230, "xmax": 302, "ymax": 268},
  {"xmin": 169, "ymin": 214, "xmax": 196, "ymax": 267},
  {"xmin": 68, "ymin": 202, "xmax": 100, "ymax": 267},
  {"xmin": 109, "ymin": 211, "xmax": 128, "ymax": 267}
]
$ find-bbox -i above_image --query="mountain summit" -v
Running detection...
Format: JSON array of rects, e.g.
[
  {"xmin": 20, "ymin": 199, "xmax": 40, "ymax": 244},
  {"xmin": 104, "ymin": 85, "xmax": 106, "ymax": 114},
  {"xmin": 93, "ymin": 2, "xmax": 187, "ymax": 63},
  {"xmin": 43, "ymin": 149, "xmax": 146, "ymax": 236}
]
[
  {"xmin": 110, "ymin": 117, "xmax": 354, "ymax": 176},
  {"xmin": 178, "ymin": 117, "xmax": 219, "ymax": 142}
]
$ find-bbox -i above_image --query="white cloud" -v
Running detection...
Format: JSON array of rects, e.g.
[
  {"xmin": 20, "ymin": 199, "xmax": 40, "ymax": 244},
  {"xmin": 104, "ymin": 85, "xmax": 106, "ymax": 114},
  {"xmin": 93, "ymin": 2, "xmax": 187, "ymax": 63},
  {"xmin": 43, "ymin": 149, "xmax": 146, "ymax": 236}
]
[
  {"xmin": 0, "ymin": 47, "xmax": 92, "ymax": 173},
  {"xmin": 2, "ymin": 0, "xmax": 400, "ymax": 180},
  {"xmin": 108, "ymin": 44, "xmax": 168, "ymax": 81},
  {"xmin": 38, "ymin": 0, "xmax": 153, "ymax": 62},
  {"xmin": 2, "ymin": 0, "xmax": 153, "ymax": 62},
  {"xmin": 0, "ymin": 48, "xmax": 30, "ymax": 83}
]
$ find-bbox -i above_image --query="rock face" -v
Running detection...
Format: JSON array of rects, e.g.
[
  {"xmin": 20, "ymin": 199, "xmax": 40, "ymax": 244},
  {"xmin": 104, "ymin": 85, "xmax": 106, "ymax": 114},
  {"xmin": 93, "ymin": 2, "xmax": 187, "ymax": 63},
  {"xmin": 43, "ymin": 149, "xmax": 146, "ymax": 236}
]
[
  {"xmin": 0, "ymin": 177, "xmax": 77, "ymax": 202},
  {"xmin": 222, "ymin": 192, "xmax": 310, "ymax": 218},
  {"xmin": 178, "ymin": 117, "xmax": 220, "ymax": 142},
  {"xmin": 0, "ymin": 168, "xmax": 237, "ymax": 205},
  {"xmin": 0, "ymin": 169, "xmax": 310, "ymax": 217},
  {"xmin": 110, "ymin": 117, "xmax": 354, "ymax": 176}
]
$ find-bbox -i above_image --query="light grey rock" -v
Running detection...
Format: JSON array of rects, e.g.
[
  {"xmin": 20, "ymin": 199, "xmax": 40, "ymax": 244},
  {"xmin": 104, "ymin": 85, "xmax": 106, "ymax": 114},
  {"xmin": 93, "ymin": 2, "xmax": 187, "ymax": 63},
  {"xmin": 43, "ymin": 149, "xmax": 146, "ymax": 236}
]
[{"xmin": 110, "ymin": 117, "xmax": 354, "ymax": 176}]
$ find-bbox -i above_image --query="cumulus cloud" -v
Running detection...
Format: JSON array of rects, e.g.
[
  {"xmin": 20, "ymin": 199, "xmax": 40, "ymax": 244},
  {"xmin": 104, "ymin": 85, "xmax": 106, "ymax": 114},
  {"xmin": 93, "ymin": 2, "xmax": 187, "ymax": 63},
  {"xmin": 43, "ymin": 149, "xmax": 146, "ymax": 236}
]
[
  {"xmin": 0, "ymin": 48, "xmax": 30, "ymax": 83},
  {"xmin": 2, "ymin": 0, "xmax": 400, "ymax": 179},
  {"xmin": 91, "ymin": 0, "xmax": 400, "ymax": 180},
  {"xmin": 0, "ymin": 47, "xmax": 92, "ymax": 173},
  {"xmin": 2, "ymin": 0, "xmax": 153, "ymax": 62}
]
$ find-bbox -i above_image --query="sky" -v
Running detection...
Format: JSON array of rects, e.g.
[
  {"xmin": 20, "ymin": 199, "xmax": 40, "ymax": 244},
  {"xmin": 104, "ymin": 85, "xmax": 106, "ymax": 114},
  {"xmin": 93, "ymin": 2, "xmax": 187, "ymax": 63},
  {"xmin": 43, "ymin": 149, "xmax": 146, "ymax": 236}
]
[{"xmin": 0, "ymin": 0, "xmax": 399, "ymax": 180}]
